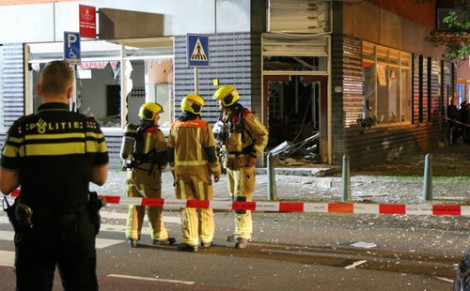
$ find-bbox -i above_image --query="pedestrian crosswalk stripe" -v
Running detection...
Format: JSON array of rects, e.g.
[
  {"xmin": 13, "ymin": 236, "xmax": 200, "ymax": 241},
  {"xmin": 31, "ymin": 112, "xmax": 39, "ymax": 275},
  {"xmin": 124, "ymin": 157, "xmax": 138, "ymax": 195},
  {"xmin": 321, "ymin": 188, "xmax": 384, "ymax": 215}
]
[
  {"xmin": 0, "ymin": 211, "xmax": 181, "ymax": 225},
  {"xmin": 0, "ymin": 229, "xmax": 121, "ymax": 249},
  {"xmin": 0, "ymin": 211, "xmax": 182, "ymax": 269},
  {"xmin": 99, "ymin": 210, "xmax": 181, "ymax": 224},
  {"xmin": 0, "ymin": 230, "xmax": 13, "ymax": 241},
  {"xmin": 0, "ymin": 250, "xmax": 14, "ymax": 267},
  {"xmin": 0, "ymin": 217, "xmax": 10, "ymax": 225},
  {"xmin": 0, "ymin": 241, "xmax": 121, "ymax": 267},
  {"xmin": 96, "ymin": 238, "xmax": 121, "ymax": 249},
  {"xmin": 190, "ymin": 38, "xmax": 208, "ymax": 61},
  {"xmin": 0, "ymin": 210, "xmax": 181, "ymax": 251}
]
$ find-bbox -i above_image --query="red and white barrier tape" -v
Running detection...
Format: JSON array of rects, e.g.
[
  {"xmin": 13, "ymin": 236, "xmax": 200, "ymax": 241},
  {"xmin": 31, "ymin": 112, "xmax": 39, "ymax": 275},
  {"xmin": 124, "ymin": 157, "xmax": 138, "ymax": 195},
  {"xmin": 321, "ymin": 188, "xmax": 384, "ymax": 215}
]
[
  {"xmin": 8, "ymin": 190, "xmax": 468, "ymax": 216},
  {"xmin": 441, "ymin": 114, "xmax": 470, "ymax": 127},
  {"xmin": 98, "ymin": 196, "xmax": 468, "ymax": 216}
]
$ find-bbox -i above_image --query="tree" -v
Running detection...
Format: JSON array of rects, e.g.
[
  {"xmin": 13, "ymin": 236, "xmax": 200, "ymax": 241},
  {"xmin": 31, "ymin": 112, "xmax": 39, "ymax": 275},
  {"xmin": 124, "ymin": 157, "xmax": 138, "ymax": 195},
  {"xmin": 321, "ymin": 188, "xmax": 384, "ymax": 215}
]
[{"xmin": 426, "ymin": 0, "xmax": 470, "ymax": 60}]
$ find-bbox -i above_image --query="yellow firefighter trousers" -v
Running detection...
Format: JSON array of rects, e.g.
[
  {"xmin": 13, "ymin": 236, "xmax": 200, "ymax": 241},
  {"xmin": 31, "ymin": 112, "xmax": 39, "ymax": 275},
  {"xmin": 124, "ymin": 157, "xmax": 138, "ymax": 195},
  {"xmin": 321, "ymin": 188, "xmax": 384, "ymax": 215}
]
[
  {"xmin": 226, "ymin": 165, "xmax": 256, "ymax": 240},
  {"xmin": 126, "ymin": 167, "xmax": 170, "ymax": 241},
  {"xmin": 175, "ymin": 174, "xmax": 214, "ymax": 246}
]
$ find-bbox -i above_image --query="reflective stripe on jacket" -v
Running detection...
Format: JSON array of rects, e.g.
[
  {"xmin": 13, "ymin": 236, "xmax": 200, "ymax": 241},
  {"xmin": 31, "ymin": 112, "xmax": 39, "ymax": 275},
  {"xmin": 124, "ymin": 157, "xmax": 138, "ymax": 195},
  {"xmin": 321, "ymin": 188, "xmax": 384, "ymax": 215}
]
[
  {"xmin": 168, "ymin": 118, "xmax": 221, "ymax": 178},
  {"xmin": 224, "ymin": 110, "xmax": 268, "ymax": 157}
]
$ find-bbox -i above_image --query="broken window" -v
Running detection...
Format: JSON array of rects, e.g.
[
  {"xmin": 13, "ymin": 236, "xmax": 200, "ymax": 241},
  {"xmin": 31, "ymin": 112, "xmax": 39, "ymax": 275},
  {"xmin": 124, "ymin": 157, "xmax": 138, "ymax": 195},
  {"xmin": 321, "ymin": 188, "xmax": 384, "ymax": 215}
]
[
  {"xmin": 263, "ymin": 56, "xmax": 327, "ymax": 72},
  {"xmin": 26, "ymin": 39, "xmax": 174, "ymax": 129},
  {"xmin": 362, "ymin": 42, "xmax": 412, "ymax": 125}
]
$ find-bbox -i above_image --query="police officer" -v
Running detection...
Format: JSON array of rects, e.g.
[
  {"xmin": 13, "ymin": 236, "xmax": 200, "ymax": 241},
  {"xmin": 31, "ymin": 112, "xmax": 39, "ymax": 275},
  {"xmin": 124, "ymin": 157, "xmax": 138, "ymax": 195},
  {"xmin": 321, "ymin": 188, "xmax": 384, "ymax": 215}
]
[
  {"xmin": 0, "ymin": 60, "xmax": 109, "ymax": 290},
  {"xmin": 168, "ymin": 94, "xmax": 221, "ymax": 252},
  {"xmin": 213, "ymin": 85, "xmax": 268, "ymax": 249},
  {"xmin": 123, "ymin": 102, "xmax": 175, "ymax": 247}
]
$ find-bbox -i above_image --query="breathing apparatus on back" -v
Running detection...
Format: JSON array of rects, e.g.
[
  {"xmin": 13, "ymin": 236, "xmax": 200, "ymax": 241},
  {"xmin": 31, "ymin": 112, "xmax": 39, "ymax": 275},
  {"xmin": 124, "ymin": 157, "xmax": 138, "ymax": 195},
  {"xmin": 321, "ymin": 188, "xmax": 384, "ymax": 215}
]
[
  {"xmin": 120, "ymin": 123, "xmax": 138, "ymax": 161},
  {"xmin": 120, "ymin": 102, "xmax": 163, "ymax": 170}
]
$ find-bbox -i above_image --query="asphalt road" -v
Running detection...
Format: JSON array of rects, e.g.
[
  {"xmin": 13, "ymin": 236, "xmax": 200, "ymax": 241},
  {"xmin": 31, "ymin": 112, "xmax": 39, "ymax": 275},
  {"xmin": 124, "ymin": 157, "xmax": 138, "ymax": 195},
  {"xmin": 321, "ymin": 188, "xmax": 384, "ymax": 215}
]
[
  {"xmin": 1, "ymin": 143, "xmax": 469, "ymax": 290},
  {"xmin": 0, "ymin": 207, "xmax": 461, "ymax": 290}
]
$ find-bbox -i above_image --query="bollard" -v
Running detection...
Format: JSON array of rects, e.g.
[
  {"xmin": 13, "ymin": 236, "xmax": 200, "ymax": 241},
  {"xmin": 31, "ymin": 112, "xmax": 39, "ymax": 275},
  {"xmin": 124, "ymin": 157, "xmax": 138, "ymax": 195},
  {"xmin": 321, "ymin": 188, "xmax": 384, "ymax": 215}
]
[
  {"xmin": 342, "ymin": 154, "xmax": 351, "ymax": 202},
  {"xmin": 267, "ymin": 152, "xmax": 278, "ymax": 201},
  {"xmin": 422, "ymin": 153, "xmax": 433, "ymax": 201}
]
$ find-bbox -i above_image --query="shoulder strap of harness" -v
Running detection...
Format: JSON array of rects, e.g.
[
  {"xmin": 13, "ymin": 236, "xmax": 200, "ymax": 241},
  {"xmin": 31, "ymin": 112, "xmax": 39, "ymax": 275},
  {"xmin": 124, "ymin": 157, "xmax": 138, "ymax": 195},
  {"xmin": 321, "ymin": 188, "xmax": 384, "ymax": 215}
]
[{"xmin": 236, "ymin": 107, "xmax": 254, "ymax": 144}]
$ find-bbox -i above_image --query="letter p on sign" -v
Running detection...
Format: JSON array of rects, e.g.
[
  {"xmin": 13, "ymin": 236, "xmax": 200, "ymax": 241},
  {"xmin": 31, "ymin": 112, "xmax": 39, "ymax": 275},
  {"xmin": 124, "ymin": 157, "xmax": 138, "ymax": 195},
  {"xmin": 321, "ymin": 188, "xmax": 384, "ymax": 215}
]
[{"xmin": 67, "ymin": 34, "xmax": 77, "ymax": 47}]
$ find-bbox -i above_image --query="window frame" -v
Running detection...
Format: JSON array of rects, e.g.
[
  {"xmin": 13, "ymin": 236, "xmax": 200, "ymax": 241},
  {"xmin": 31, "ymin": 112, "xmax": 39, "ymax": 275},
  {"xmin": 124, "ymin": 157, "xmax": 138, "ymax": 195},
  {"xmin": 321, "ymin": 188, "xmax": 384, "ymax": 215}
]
[
  {"xmin": 24, "ymin": 38, "xmax": 174, "ymax": 133},
  {"xmin": 362, "ymin": 42, "xmax": 412, "ymax": 126}
]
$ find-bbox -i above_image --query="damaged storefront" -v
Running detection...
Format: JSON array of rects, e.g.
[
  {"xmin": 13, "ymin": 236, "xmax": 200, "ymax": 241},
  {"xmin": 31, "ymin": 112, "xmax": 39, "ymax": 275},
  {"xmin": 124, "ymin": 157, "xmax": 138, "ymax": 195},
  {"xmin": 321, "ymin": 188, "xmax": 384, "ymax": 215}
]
[
  {"xmin": 25, "ymin": 38, "xmax": 174, "ymax": 167},
  {"xmin": 26, "ymin": 39, "xmax": 174, "ymax": 128},
  {"xmin": 264, "ymin": 0, "xmax": 453, "ymax": 169},
  {"xmin": 0, "ymin": 2, "xmax": 263, "ymax": 169},
  {"xmin": 0, "ymin": 1, "xmax": 455, "ymax": 170},
  {"xmin": 263, "ymin": 0, "xmax": 331, "ymax": 166}
]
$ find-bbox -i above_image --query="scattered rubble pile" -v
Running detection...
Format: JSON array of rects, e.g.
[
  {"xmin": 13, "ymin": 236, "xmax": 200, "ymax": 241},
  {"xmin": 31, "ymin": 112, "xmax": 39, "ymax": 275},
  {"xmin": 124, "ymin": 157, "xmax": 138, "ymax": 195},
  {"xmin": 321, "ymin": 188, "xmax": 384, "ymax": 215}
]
[
  {"xmin": 354, "ymin": 144, "xmax": 470, "ymax": 176},
  {"xmin": 269, "ymin": 132, "xmax": 320, "ymax": 167}
]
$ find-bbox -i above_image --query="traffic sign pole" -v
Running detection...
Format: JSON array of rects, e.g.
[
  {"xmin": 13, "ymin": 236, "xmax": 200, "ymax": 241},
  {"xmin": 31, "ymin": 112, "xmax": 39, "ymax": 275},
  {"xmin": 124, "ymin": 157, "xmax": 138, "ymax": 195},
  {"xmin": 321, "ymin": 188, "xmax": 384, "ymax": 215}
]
[
  {"xmin": 187, "ymin": 34, "xmax": 209, "ymax": 95},
  {"xmin": 72, "ymin": 67, "xmax": 77, "ymax": 112},
  {"xmin": 194, "ymin": 67, "xmax": 199, "ymax": 94},
  {"xmin": 63, "ymin": 31, "xmax": 81, "ymax": 112}
]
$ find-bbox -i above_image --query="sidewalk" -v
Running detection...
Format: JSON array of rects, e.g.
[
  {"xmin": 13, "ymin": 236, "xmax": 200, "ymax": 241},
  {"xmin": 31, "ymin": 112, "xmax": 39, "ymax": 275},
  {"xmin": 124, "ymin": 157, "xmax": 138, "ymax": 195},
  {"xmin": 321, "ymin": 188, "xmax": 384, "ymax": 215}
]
[
  {"xmin": 91, "ymin": 143, "xmax": 470, "ymax": 205},
  {"xmin": 89, "ymin": 145, "xmax": 470, "ymax": 257}
]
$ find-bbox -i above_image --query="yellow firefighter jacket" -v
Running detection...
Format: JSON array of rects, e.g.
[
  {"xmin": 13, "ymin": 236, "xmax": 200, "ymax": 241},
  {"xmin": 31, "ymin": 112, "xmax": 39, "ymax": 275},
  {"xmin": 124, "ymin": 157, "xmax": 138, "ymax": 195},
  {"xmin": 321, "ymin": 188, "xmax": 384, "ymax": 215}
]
[
  {"xmin": 168, "ymin": 118, "xmax": 221, "ymax": 180},
  {"xmin": 222, "ymin": 108, "xmax": 268, "ymax": 170},
  {"xmin": 134, "ymin": 126, "xmax": 168, "ymax": 173}
]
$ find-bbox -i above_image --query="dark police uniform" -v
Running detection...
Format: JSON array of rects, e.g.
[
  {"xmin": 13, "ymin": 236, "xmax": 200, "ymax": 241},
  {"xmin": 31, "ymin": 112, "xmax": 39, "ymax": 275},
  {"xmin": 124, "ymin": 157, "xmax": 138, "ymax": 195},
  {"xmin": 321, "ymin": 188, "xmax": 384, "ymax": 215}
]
[{"xmin": 1, "ymin": 103, "xmax": 109, "ymax": 290}]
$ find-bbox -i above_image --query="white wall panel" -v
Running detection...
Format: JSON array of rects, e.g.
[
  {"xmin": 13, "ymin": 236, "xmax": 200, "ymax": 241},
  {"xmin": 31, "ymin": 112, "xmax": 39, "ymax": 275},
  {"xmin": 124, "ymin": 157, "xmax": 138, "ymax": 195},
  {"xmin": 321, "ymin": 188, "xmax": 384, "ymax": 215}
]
[{"xmin": 0, "ymin": 0, "xmax": 251, "ymax": 43}]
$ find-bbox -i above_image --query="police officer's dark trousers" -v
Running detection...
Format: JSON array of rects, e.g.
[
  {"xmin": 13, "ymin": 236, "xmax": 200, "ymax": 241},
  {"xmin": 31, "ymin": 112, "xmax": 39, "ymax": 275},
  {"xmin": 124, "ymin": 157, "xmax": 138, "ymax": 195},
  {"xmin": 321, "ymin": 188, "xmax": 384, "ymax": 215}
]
[{"xmin": 14, "ymin": 205, "xmax": 98, "ymax": 291}]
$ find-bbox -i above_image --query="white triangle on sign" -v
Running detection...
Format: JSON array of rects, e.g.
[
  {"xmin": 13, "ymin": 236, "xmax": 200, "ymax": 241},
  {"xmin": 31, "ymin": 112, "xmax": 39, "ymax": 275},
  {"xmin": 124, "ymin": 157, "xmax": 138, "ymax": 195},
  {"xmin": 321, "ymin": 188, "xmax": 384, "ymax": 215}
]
[{"xmin": 190, "ymin": 38, "xmax": 208, "ymax": 61}]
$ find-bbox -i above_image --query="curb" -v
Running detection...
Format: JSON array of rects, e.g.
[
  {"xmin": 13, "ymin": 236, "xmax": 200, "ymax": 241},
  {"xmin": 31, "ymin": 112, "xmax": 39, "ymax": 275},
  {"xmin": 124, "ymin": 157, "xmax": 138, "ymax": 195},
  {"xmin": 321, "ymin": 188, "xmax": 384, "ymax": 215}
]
[{"xmin": 256, "ymin": 167, "xmax": 340, "ymax": 177}]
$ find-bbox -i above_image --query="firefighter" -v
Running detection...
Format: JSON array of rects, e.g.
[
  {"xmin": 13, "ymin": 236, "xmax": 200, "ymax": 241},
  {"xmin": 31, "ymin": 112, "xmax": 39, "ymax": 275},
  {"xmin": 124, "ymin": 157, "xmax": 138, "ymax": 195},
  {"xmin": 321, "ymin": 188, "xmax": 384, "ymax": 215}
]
[
  {"xmin": 123, "ymin": 102, "xmax": 175, "ymax": 247},
  {"xmin": 167, "ymin": 94, "xmax": 221, "ymax": 252},
  {"xmin": 213, "ymin": 85, "xmax": 268, "ymax": 249}
]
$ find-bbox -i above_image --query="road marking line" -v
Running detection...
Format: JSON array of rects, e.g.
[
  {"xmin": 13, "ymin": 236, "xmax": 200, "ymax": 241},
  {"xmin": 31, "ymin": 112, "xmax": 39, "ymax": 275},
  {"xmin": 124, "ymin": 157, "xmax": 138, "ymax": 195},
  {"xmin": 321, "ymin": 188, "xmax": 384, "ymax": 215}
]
[
  {"xmin": 0, "ymin": 250, "xmax": 14, "ymax": 267},
  {"xmin": 0, "ymin": 211, "xmax": 180, "ymax": 224},
  {"xmin": 435, "ymin": 276, "xmax": 454, "ymax": 283},
  {"xmin": 0, "ymin": 217, "xmax": 11, "ymax": 224},
  {"xmin": 100, "ymin": 210, "xmax": 181, "ymax": 224},
  {"xmin": 96, "ymin": 238, "xmax": 121, "ymax": 249},
  {"xmin": 0, "ymin": 230, "xmax": 13, "ymax": 241},
  {"xmin": 0, "ymin": 230, "xmax": 121, "ymax": 249},
  {"xmin": 345, "ymin": 260, "xmax": 367, "ymax": 269},
  {"xmin": 107, "ymin": 274, "xmax": 195, "ymax": 285}
]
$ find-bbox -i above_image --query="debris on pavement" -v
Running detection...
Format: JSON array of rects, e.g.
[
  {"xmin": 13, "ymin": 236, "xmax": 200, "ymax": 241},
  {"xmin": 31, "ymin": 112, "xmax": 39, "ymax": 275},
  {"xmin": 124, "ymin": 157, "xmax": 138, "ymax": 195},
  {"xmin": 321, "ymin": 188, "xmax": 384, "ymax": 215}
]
[{"xmin": 270, "ymin": 132, "xmax": 320, "ymax": 164}]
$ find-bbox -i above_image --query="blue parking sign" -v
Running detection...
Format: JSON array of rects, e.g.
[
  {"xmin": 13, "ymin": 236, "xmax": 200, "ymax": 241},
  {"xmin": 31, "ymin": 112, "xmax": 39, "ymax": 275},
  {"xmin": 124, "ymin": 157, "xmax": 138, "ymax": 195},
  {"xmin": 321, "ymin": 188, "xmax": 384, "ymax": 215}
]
[{"xmin": 64, "ymin": 31, "xmax": 81, "ymax": 64}]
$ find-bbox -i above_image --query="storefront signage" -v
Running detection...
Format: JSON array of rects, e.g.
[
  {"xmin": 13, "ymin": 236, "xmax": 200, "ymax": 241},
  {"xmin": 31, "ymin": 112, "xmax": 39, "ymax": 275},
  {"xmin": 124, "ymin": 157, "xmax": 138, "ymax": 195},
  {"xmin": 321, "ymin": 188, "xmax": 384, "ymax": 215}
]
[{"xmin": 79, "ymin": 4, "xmax": 96, "ymax": 39}]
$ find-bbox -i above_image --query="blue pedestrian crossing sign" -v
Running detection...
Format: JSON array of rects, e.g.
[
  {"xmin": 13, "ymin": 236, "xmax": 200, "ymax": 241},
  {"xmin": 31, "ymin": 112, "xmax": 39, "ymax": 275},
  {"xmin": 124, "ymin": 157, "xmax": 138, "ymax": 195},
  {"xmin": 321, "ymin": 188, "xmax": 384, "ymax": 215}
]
[
  {"xmin": 187, "ymin": 34, "xmax": 209, "ymax": 67},
  {"xmin": 63, "ymin": 31, "xmax": 81, "ymax": 64}
]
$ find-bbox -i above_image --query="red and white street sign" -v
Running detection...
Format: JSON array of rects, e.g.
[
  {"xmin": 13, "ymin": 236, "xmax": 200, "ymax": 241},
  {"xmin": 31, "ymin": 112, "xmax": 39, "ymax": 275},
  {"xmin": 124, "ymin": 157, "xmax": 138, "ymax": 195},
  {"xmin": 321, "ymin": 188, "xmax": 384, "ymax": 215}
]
[{"xmin": 79, "ymin": 4, "xmax": 96, "ymax": 39}]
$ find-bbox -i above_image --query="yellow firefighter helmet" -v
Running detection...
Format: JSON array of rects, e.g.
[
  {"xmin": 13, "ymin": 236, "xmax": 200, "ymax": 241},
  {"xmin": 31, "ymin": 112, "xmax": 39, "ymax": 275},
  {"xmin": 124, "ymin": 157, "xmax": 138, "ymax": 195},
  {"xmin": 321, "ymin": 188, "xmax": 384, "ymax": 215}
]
[
  {"xmin": 181, "ymin": 94, "xmax": 205, "ymax": 115},
  {"xmin": 139, "ymin": 102, "xmax": 164, "ymax": 121},
  {"xmin": 213, "ymin": 85, "xmax": 239, "ymax": 107}
]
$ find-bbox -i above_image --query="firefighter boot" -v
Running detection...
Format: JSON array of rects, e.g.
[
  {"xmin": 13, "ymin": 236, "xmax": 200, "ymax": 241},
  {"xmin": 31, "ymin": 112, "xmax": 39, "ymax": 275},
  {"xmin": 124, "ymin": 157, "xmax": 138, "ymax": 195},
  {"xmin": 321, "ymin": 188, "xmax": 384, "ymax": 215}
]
[
  {"xmin": 177, "ymin": 243, "xmax": 198, "ymax": 252},
  {"xmin": 127, "ymin": 238, "xmax": 138, "ymax": 248},
  {"xmin": 235, "ymin": 238, "xmax": 248, "ymax": 249},
  {"xmin": 200, "ymin": 241, "xmax": 212, "ymax": 249},
  {"xmin": 153, "ymin": 237, "xmax": 176, "ymax": 246}
]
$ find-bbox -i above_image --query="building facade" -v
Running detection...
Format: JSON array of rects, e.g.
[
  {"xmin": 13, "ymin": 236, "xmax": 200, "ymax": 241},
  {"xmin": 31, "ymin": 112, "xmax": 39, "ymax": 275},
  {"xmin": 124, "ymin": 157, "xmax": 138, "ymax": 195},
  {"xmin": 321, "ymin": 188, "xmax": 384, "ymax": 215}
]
[{"xmin": 0, "ymin": 0, "xmax": 454, "ymax": 169}]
